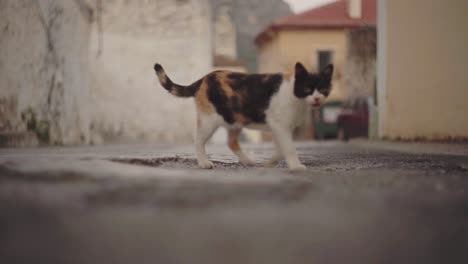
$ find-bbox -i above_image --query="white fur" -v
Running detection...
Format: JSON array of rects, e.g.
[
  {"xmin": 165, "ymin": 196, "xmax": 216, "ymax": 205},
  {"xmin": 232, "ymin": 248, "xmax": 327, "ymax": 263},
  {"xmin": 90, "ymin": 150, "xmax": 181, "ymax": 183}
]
[
  {"xmin": 157, "ymin": 72, "xmax": 167, "ymax": 84},
  {"xmin": 264, "ymin": 77, "xmax": 307, "ymax": 171},
  {"xmin": 195, "ymin": 77, "xmax": 308, "ymax": 171},
  {"xmin": 305, "ymin": 89, "xmax": 326, "ymax": 106},
  {"xmin": 195, "ymin": 112, "xmax": 223, "ymax": 169}
]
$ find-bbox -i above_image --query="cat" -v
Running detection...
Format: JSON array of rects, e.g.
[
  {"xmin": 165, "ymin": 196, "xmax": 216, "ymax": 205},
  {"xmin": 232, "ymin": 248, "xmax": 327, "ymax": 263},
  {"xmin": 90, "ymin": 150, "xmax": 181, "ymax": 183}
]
[{"xmin": 153, "ymin": 62, "xmax": 333, "ymax": 171}]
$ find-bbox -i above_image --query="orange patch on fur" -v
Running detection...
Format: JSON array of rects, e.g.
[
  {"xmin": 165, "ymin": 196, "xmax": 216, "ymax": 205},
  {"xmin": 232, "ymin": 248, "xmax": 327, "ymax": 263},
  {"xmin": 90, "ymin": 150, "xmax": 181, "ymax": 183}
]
[
  {"xmin": 216, "ymin": 72, "xmax": 235, "ymax": 97},
  {"xmin": 195, "ymin": 80, "xmax": 214, "ymax": 113},
  {"xmin": 228, "ymin": 139, "xmax": 240, "ymax": 151},
  {"xmin": 227, "ymin": 130, "xmax": 241, "ymax": 151},
  {"xmin": 233, "ymin": 113, "xmax": 250, "ymax": 125}
]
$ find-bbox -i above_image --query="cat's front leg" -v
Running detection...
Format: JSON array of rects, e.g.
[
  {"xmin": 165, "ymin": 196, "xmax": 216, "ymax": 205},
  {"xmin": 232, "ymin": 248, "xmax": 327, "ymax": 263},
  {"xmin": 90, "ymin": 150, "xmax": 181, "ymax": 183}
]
[{"xmin": 269, "ymin": 123, "xmax": 306, "ymax": 172}]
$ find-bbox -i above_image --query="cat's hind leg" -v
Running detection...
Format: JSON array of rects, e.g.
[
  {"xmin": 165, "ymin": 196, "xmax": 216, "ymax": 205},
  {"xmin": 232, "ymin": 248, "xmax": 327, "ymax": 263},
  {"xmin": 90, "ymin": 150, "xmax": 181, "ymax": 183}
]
[
  {"xmin": 227, "ymin": 128, "xmax": 255, "ymax": 166},
  {"xmin": 195, "ymin": 114, "xmax": 220, "ymax": 169}
]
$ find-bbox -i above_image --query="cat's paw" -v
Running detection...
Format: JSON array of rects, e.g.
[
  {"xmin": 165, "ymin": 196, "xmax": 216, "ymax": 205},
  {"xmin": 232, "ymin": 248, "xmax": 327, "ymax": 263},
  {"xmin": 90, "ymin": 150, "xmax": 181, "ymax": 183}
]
[
  {"xmin": 198, "ymin": 160, "xmax": 214, "ymax": 169},
  {"xmin": 289, "ymin": 163, "xmax": 307, "ymax": 172}
]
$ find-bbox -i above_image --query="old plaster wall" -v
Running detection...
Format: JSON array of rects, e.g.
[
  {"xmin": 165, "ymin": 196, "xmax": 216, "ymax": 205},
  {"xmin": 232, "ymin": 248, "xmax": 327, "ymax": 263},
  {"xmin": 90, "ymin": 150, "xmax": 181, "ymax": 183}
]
[
  {"xmin": 89, "ymin": 0, "xmax": 213, "ymax": 144},
  {"xmin": 344, "ymin": 28, "xmax": 376, "ymax": 100},
  {"xmin": 0, "ymin": 0, "xmax": 92, "ymax": 145}
]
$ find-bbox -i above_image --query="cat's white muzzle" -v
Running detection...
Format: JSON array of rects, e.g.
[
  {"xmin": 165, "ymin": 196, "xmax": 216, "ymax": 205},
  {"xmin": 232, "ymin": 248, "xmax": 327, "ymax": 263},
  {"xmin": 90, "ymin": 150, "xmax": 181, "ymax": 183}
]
[{"xmin": 306, "ymin": 90, "xmax": 326, "ymax": 108}]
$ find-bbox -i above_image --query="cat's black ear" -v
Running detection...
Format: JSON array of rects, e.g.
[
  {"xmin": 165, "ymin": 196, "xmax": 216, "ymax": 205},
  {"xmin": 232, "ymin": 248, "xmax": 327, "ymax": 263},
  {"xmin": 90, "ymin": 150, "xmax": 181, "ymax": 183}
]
[
  {"xmin": 321, "ymin": 64, "xmax": 334, "ymax": 78},
  {"xmin": 295, "ymin": 62, "xmax": 308, "ymax": 78}
]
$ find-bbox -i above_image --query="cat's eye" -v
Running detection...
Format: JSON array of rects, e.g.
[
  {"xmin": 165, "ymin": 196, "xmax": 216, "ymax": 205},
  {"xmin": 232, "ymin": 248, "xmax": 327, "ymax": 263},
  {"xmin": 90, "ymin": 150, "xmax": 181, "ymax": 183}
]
[{"xmin": 320, "ymin": 89, "xmax": 330, "ymax": 96}]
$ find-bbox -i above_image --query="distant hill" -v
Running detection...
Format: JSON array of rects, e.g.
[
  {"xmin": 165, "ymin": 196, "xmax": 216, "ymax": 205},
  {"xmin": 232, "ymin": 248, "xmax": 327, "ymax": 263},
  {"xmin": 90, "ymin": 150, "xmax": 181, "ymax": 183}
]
[{"xmin": 210, "ymin": 0, "xmax": 292, "ymax": 72}]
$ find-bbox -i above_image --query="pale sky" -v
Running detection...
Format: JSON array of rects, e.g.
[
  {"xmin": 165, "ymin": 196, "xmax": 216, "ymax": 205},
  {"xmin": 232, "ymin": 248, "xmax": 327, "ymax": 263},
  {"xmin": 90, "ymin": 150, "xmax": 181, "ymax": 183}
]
[{"xmin": 284, "ymin": 0, "xmax": 336, "ymax": 13}]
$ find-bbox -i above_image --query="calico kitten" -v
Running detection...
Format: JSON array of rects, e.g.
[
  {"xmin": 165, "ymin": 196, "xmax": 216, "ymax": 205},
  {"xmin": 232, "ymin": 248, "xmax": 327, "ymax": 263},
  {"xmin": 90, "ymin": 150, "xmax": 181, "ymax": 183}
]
[{"xmin": 154, "ymin": 62, "xmax": 333, "ymax": 171}]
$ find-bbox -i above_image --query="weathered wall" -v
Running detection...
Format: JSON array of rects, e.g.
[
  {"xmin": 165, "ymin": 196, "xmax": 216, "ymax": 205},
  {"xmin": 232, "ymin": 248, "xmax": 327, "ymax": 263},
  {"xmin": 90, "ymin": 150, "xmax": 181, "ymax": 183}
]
[
  {"xmin": 344, "ymin": 28, "xmax": 376, "ymax": 100},
  {"xmin": 257, "ymin": 35, "xmax": 283, "ymax": 73},
  {"xmin": 214, "ymin": 6, "xmax": 237, "ymax": 60},
  {"xmin": 89, "ymin": 0, "xmax": 212, "ymax": 144},
  {"xmin": 378, "ymin": 0, "xmax": 468, "ymax": 139},
  {"xmin": 0, "ymin": 0, "xmax": 92, "ymax": 145}
]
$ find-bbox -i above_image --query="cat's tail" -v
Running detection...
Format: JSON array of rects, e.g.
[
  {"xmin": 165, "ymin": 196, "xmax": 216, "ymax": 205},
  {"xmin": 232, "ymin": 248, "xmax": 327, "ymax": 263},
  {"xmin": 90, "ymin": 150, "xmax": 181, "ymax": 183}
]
[{"xmin": 153, "ymin": 63, "xmax": 201, "ymax": 97}]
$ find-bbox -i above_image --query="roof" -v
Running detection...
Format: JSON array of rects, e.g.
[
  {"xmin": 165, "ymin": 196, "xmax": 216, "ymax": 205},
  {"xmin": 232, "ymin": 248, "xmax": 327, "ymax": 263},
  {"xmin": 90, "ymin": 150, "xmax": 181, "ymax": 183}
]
[{"xmin": 255, "ymin": 0, "xmax": 377, "ymax": 46}]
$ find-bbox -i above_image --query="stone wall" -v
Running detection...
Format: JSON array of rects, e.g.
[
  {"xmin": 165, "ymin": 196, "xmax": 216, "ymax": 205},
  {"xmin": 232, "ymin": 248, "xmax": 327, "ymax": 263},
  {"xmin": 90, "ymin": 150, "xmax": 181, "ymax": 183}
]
[
  {"xmin": 0, "ymin": 0, "xmax": 93, "ymax": 145},
  {"xmin": 89, "ymin": 0, "xmax": 213, "ymax": 144}
]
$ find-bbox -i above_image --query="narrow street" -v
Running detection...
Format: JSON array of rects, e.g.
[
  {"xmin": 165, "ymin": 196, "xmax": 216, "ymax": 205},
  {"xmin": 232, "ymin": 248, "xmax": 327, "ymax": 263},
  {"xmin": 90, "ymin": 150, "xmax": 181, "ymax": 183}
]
[{"xmin": 1, "ymin": 141, "xmax": 467, "ymax": 263}]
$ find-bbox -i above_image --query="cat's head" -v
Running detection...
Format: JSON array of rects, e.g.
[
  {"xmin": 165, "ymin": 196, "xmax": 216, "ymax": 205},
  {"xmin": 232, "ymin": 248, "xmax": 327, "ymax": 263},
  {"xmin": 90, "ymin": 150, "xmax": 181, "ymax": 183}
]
[{"xmin": 293, "ymin": 62, "xmax": 334, "ymax": 108}]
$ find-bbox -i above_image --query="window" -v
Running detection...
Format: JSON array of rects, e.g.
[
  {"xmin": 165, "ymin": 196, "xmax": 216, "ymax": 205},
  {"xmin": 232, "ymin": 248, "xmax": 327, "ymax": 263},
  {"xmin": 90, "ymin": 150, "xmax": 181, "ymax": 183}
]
[{"xmin": 317, "ymin": 50, "xmax": 333, "ymax": 71}]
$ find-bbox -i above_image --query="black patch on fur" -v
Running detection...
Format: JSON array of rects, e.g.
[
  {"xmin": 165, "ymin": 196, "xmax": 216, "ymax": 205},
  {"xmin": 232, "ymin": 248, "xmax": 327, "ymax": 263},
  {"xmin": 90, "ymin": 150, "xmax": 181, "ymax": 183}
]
[
  {"xmin": 207, "ymin": 74, "xmax": 235, "ymax": 124},
  {"xmin": 227, "ymin": 72, "xmax": 283, "ymax": 123},
  {"xmin": 174, "ymin": 78, "xmax": 202, "ymax": 97},
  {"xmin": 293, "ymin": 63, "xmax": 333, "ymax": 98},
  {"xmin": 205, "ymin": 72, "xmax": 282, "ymax": 124},
  {"xmin": 231, "ymin": 96, "xmax": 241, "ymax": 112},
  {"xmin": 316, "ymin": 64, "xmax": 333, "ymax": 96},
  {"xmin": 154, "ymin": 63, "xmax": 163, "ymax": 72},
  {"xmin": 294, "ymin": 74, "xmax": 319, "ymax": 98}
]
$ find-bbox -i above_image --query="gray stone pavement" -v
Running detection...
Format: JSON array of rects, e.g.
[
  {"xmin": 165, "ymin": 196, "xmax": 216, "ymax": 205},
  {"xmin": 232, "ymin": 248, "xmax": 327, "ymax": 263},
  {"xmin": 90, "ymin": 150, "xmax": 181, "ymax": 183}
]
[{"xmin": 1, "ymin": 141, "xmax": 468, "ymax": 264}]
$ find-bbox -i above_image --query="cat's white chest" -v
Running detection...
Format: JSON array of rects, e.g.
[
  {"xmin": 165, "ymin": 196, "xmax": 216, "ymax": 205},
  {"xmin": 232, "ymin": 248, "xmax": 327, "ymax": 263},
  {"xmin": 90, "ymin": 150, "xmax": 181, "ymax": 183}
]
[{"xmin": 265, "ymin": 79, "xmax": 307, "ymax": 129}]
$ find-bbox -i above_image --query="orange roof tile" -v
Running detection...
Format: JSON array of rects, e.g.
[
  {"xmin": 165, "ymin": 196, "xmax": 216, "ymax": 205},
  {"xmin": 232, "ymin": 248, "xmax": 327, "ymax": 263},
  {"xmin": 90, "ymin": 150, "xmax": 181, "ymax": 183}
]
[{"xmin": 255, "ymin": 0, "xmax": 376, "ymax": 45}]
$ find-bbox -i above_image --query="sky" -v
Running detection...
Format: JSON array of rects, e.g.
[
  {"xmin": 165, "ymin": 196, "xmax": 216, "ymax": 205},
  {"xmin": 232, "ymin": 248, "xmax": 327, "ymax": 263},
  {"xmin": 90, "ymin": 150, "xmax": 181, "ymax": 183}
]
[{"xmin": 284, "ymin": 0, "xmax": 336, "ymax": 13}]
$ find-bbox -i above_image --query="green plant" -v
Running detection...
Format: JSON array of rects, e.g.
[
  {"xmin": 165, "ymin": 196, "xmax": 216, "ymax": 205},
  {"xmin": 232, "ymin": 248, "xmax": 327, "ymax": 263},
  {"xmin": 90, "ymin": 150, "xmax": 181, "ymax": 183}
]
[{"xmin": 21, "ymin": 107, "xmax": 50, "ymax": 143}]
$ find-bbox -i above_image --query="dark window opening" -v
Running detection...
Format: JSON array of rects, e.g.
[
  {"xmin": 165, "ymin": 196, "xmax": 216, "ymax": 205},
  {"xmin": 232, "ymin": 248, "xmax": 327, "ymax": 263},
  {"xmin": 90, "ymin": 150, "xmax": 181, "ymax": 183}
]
[{"xmin": 317, "ymin": 50, "xmax": 333, "ymax": 71}]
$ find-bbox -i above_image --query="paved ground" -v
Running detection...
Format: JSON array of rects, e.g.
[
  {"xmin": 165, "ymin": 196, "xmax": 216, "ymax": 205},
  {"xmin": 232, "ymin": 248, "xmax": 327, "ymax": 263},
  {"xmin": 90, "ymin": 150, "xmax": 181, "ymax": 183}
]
[{"xmin": 1, "ymin": 141, "xmax": 468, "ymax": 264}]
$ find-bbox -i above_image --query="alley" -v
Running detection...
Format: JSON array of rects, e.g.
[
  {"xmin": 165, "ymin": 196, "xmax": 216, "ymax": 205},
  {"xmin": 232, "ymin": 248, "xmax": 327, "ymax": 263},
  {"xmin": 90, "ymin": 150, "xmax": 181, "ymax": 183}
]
[{"xmin": 1, "ymin": 141, "xmax": 467, "ymax": 263}]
